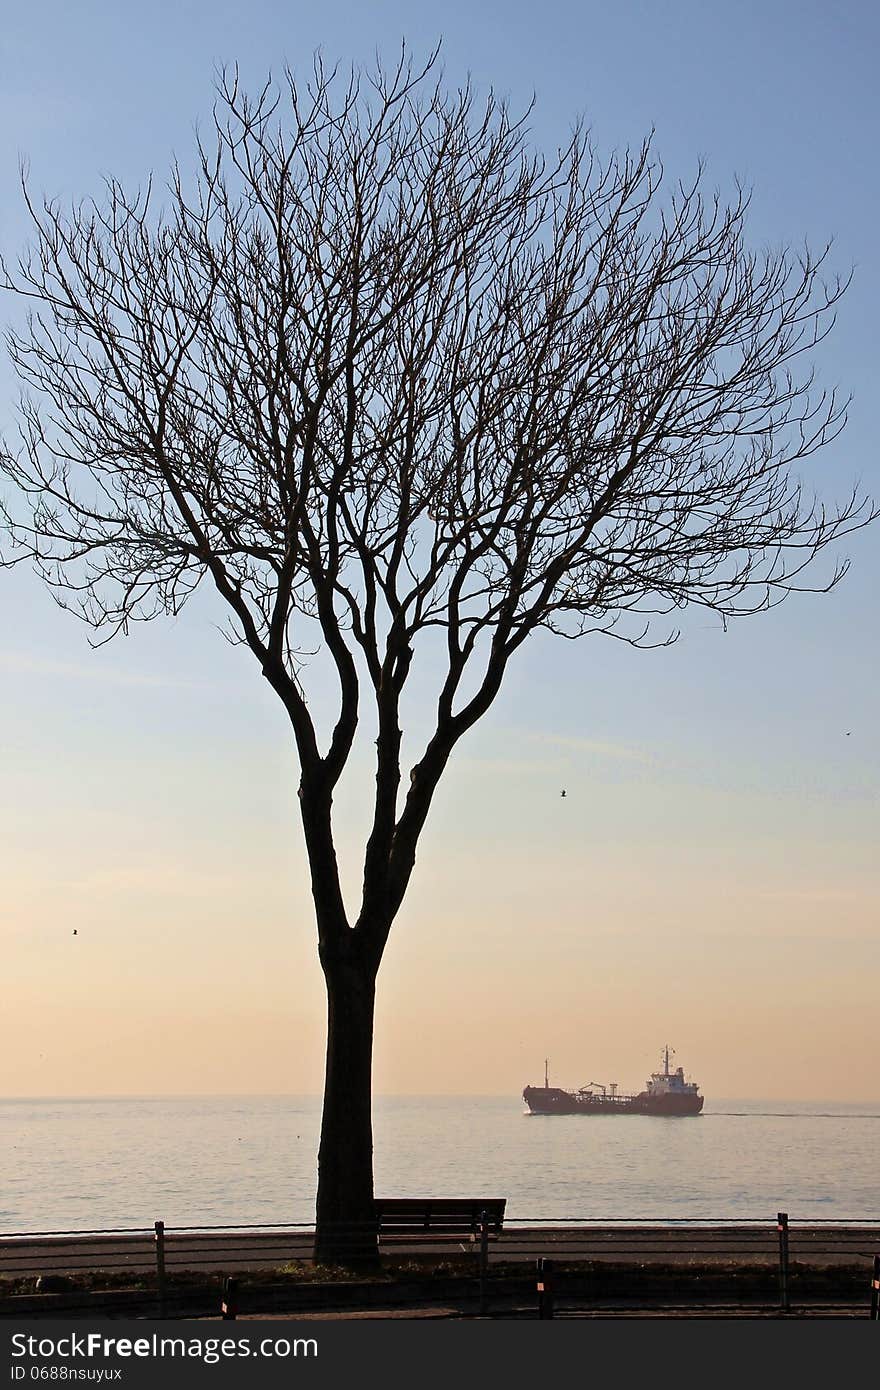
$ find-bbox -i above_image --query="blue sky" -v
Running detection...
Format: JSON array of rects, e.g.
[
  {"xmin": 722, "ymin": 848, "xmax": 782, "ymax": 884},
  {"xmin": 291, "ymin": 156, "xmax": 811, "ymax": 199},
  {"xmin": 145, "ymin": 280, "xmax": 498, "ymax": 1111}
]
[{"xmin": 0, "ymin": 2, "xmax": 877, "ymax": 1099}]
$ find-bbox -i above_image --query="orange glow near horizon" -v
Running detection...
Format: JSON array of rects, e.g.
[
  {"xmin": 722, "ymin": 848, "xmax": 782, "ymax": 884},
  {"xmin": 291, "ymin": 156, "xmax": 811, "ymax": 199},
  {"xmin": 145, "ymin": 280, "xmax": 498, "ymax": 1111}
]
[{"xmin": 3, "ymin": 694, "xmax": 877, "ymax": 1104}]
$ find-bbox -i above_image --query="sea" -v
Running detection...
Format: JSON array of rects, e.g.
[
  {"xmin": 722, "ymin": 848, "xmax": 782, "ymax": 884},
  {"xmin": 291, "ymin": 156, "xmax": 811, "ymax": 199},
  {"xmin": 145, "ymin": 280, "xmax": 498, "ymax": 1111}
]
[{"xmin": 3, "ymin": 1095, "xmax": 878, "ymax": 1234}]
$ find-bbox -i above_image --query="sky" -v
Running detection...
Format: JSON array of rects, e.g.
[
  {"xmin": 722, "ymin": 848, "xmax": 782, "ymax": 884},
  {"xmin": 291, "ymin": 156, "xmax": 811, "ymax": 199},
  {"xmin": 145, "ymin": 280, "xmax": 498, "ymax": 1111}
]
[{"xmin": 0, "ymin": 1, "xmax": 877, "ymax": 1102}]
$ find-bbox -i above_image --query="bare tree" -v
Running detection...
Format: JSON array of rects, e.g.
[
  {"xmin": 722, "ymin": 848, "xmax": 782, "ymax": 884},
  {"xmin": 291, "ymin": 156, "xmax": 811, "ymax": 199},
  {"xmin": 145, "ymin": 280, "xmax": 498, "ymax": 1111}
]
[{"xmin": 1, "ymin": 50, "xmax": 873, "ymax": 1260}]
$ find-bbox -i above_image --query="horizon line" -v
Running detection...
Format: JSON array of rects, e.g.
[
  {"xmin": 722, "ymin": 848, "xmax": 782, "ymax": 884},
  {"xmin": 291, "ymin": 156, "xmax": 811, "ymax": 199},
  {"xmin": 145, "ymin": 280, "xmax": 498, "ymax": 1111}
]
[{"xmin": 3, "ymin": 1092, "xmax": 880, "ymax": 1107}]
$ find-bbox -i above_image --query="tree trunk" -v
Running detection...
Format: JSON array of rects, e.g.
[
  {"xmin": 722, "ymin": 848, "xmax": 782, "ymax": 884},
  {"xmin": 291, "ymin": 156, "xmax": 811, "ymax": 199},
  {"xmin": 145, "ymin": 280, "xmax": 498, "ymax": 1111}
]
[{"xmin": 313, "ymin": 942, "xmax": 380, "ymax": 1267}]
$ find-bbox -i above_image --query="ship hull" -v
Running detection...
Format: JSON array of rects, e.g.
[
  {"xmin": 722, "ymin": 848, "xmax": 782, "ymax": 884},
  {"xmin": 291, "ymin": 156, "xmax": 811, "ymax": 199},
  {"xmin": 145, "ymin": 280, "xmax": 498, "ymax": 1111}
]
[{"xmin": 523, "ymin": 1085, "xmax": 704, "ymax": 1116}]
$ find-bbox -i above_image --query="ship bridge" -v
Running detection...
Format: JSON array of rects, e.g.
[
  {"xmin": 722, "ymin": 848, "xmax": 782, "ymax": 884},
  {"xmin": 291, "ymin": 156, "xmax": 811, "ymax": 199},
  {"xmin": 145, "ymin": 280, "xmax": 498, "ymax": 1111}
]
[{"xmin": 645, "ymin": 1046, "xmax": 700, "ymax": 1097}]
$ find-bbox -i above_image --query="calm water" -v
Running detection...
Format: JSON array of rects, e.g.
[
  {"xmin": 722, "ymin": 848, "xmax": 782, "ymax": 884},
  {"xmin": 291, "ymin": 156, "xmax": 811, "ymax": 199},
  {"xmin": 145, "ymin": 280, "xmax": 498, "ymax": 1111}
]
[{"xmin": 3, "ymin": 1095, "xmax": 879, "ymax": 1233}]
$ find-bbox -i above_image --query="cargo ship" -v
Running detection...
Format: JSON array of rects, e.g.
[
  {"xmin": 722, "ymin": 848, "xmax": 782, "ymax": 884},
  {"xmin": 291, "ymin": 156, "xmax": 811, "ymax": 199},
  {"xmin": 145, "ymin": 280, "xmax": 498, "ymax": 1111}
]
[{"xmin": 523, "ymin": 1047, "xmax": 704, "ymax": 1116}]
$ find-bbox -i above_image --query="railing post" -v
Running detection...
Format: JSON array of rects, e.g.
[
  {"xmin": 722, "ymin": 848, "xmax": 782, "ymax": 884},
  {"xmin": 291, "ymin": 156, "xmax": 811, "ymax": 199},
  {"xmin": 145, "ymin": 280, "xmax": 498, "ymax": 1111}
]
[
  {"xmin": 777, "ymin": 1211, "xmax": 790, "ymax": 1314},
  {"xmin": 537, "ymin": 1257, "xmax": 555, "ymax": 1320},
  {"xmin": 870, "ymin": 1255, "xmax": 880, "ymax": 1321},
  {"xmin": 154, "ymin": 1220, "xmax": 166, "ymax": 1317},
  {"xmin": 478, "ymin": 1209, "xmax": 489, "ymax": 1317},
  {"xmin": 221, "ymin": 1275, "xmax": 239, "ymax": 1321}
]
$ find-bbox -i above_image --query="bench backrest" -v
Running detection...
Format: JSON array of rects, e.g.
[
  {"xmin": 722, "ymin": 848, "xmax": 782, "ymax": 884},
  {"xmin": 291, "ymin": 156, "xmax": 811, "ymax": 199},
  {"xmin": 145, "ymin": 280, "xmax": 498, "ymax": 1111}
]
[{"xmin": 373, "ymin": 1198, "xmax": 506, "ymax": 1236}]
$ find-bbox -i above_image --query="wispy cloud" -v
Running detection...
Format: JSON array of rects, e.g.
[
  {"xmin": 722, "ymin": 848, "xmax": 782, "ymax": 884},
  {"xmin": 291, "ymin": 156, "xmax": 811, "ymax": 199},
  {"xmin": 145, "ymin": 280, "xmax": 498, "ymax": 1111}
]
[
  {"xmin": 457, "ymin": 731, "xmax": 657, "ymax": 777},
  {"xmin": 0, "ymin": 650, "xmax": 200, "ymax": 690},
  {"xmin": 754, "ymin": 886, "xmax": 879, "ymax": 905},
  {"xmin": 520, "ymin": 730, "xmax": 656, "ymax": 764},
  {"xmin": 61, "ymin": 864, "xmax": 256, "ymax": 898},
  {"xmin": 455, "ymin": 754, "xmax": 559, "ymax": 775}
]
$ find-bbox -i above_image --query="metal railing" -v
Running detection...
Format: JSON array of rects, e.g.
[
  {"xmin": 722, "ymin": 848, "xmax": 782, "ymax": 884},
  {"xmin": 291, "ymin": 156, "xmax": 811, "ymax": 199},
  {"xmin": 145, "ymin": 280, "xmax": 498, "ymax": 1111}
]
[{"xmin": 2, "ymin": 1213, "xmax": 879, "ymax": 1318}]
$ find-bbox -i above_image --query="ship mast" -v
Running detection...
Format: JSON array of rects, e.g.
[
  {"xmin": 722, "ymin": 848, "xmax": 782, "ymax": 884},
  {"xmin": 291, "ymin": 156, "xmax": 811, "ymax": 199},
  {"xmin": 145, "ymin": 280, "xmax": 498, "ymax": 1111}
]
[
  {"xmin": 544, "ymin": 1058, "xmax": 549, "ymax": 1089},
  {"xmin": 664, "ymin": 1044, "xmax": 670, "ymax": 1076}
]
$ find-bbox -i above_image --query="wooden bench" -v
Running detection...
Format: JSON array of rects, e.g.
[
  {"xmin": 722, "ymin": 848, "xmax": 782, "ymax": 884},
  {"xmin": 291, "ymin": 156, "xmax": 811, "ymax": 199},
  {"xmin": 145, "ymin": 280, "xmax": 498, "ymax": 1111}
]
[{"xmin": 373, "ymin": 1198, "xmax": 506, "ymax": 1253}]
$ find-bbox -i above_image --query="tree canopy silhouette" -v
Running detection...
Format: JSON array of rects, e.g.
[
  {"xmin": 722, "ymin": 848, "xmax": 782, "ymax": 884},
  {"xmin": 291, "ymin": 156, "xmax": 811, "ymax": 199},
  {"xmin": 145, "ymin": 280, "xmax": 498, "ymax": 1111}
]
[{"xmin": 1, "ymin": 49, "xmax": 872, "ymax": 1259}]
